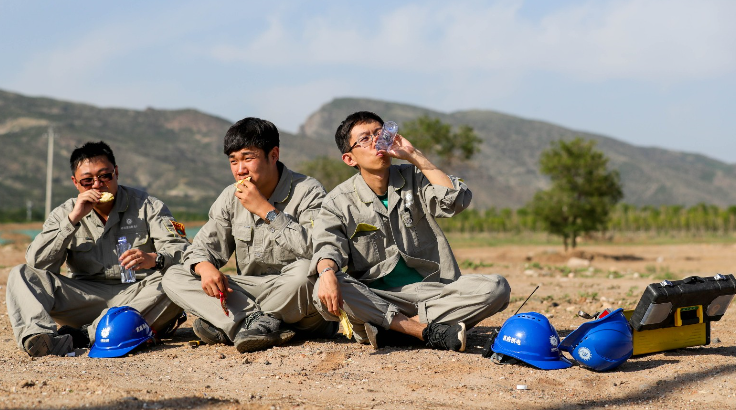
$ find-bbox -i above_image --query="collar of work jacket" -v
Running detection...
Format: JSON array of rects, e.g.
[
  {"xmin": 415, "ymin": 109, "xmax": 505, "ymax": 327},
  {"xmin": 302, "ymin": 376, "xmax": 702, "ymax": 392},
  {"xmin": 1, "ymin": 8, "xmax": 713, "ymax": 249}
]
[
  {"xmin": 352, "ymin": 165, "xmax": 407, "ymax": 216},
  {"xmin": 265, "ymin": 161, "xmax": 293, "ymax": 205}
]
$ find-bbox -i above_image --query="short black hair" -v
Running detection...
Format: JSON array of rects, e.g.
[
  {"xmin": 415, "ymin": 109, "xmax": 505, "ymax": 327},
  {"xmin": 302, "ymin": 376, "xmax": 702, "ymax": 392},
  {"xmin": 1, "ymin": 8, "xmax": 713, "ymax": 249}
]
[
  {"xmin": 335, "ymin": 111, "xmax": 384, "ymax": 154},
  {"xmin": 224, "ymin": 117, "xmax": 279, "ymax": 156},
  {"xmin": 70, "ymin": 141, "xmax": 116, "ymax": 174}
]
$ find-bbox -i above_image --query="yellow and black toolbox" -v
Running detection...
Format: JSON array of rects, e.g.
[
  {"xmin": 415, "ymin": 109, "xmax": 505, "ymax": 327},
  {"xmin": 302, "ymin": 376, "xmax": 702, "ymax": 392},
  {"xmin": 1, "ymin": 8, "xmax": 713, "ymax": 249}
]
[{"xmin": 624, "ymin": 274, "xmax": 736, "ymax": 355}]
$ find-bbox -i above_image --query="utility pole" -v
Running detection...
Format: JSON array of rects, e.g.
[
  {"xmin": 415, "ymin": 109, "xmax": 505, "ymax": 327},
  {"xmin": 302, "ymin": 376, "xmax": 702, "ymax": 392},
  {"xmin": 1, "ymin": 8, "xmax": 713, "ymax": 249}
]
[
  {"xmin": 45, "ymin": 127, "xmax": 54, "ymax": 219},
  {"xmin": 26, "ymin": 200, "xmax": 33, "ymax": 221}
]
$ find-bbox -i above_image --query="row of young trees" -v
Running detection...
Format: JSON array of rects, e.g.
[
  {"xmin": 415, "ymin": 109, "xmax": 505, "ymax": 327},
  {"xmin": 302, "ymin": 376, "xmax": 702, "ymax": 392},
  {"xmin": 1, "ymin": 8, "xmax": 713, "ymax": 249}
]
[{"xmin": 437, "ymin": 203, "xmax": 736, "ymax": 236}]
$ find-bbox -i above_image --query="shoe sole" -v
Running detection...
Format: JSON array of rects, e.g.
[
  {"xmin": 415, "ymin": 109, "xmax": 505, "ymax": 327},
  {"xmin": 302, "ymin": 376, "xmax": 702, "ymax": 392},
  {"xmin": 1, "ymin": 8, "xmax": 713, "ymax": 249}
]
[
  {"xmin": 193, "ymin": 318, "xmax": 230, "ymax": 345},
  {"xmin": 457, "ymin": 322, "xmax": 467, "ymax": 352},
  {"xmin": 235, "ymin": 329, "xmax": 295, "ymax": 353},
  {"xmin": 364, "ymin": 323, "xmax": 380, "ymax": 349},
  {"xmin": 23, "ymin": 334, "xmax": 73, "ymax": 357}
]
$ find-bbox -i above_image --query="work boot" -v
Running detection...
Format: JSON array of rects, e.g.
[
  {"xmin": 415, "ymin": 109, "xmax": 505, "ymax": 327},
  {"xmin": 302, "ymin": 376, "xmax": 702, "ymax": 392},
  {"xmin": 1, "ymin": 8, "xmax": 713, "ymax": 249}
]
[
  {"xmin": 58, "ymin": 325, "xmax": 91, "ymax": 349},
  {"xmin": 422, "ymin": 322, "xmax": 466, "ymax": 352},
  {"xmin": 23, "ymin": 333, "xmax": 74, "ymax": 357},
  {"xmin": 365, "ymin": 323, "xmax": 424, "ymax": 349},
  {"xmin": 193, "ymin": 318, "xmax": 231, "ymax": 345},
  {"xmin": 158, "ymin": 312, "xmax": 188, "ymax": 339},
  {"xmin": 233, "ymin": 311, "xmax": 294, "ymax": 353}
]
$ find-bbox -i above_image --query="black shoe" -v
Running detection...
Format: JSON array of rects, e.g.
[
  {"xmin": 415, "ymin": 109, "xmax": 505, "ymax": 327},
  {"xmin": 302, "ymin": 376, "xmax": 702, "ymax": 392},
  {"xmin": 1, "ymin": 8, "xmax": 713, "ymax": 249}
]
[
  {"xmin": 193, "ymin": 318, "xmax": 231, "ymax": 345},
  {"xmin": 365, "ymin": 323, "xmax": 424, "ymax": 349},
  {"xmin": 233, "ymin": 312, "xmax": 295, "ymax": 353},
  {"xmin": 23, "ymin": 333, "xmax": 74, "ymax": 357},
  {"xmin": 159, "ymin": 312, "xmax": 188, "ymax": 339},
  {"xmin": 422, "ymin": 322, "xmax": 466, "ymax": 352},
  {"xmin": 58, "ymin": 325, "xmax": 91, "ymax": 349}
]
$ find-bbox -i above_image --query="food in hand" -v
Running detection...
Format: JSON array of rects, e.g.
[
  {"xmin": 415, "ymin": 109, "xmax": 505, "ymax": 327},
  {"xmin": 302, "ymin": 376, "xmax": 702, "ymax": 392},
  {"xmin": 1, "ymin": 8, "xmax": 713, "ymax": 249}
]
[
  {"xmin": 99, "ymin": 192, "xmax": 114, "ymax": 203},
  {"xmin": 235, "ymin": 176, "xmax": 252, "ymax": 192},
  {"xmin": 338, "ymin": 309, "xmax": 353, "ymax": 339},
  {"xmin": 219, "ymin": 291, "xmax": 230, "ymax": 316}
]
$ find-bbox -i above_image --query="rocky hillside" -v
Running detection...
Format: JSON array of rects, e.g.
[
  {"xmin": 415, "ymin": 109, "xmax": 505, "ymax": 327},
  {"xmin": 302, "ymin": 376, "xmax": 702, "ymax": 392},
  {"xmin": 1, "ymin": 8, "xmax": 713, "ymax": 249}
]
[
  {"xmin": 0, "ymin": 89, "xmax": 324, "ymax": 215},
  {"xmin": 2, "ymin": 90, "xmax": 735, "ymax": 215}
]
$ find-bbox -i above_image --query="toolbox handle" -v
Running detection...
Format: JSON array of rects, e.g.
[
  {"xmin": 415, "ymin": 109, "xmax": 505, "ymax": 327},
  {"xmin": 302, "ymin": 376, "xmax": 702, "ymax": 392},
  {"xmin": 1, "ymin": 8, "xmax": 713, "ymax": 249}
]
[{"xmin": 682, "ymin": 276, "xmax": 705, "ymax": 284}]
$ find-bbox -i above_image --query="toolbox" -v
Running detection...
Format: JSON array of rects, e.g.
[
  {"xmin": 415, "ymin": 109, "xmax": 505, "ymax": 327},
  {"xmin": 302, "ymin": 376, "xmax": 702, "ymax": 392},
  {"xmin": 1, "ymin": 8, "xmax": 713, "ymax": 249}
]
[{"xmin": 625, "ymin": 274, "xmax": 736, "ymax": 355}]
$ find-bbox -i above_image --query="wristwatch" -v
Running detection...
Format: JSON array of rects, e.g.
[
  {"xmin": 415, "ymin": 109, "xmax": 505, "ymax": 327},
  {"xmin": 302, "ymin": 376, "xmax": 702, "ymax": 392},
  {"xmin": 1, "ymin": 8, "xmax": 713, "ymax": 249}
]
[
  {"xmin": 154, "ymin": 252, "xmax": 165, "ymax": 270},
  {"xmin": 264, "ymin": 209, "xmax": 278, "ymax": 224}
]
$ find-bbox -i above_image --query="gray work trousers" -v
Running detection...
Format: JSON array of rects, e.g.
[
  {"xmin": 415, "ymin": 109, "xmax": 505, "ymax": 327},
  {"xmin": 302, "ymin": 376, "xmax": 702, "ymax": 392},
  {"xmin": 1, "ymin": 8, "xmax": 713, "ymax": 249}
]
[
  {"xmin": 162, "ymin": 259, "xmax": 332, "ymax": 341},
  {"xmin": 313, "ymin": 272, "xmax": 511, "ymax": 344},
  {"xmin": 6, "ymin": 264, "xmax": 183, "ymax": 348}
]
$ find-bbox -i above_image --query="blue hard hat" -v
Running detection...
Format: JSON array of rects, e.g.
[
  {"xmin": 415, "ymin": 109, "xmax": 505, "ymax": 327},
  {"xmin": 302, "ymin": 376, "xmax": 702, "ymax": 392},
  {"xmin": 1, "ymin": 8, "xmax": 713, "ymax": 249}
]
[
  {"xmin": 491, "ymin": 312, "xmax": 572, "ymax": 370},
  {"xmin": 560, "ymin": 308, "xmax": 633, "ymax": 372},
  {"xmin": 88, "ymin": 306, "xmax": 154, "ymax": 358}
]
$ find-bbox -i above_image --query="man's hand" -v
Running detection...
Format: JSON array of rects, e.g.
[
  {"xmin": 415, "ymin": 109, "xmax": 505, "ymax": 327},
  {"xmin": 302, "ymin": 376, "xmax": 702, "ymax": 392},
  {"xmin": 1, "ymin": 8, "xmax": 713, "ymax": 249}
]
[
  {"xmin": 119, "ymin": 249, "xmax": 156, "ymax": 270},
  {"xmin": 68, "ymin": 190, "xmax": 103, "ymax": 225},
  {"xmin": 316, "ymin": 261, "xmax": 343, "ymax": 316},
  {"xmin": 233, "ymin": 178, "xmax": 274, "ymax": 219},
  {"xmin": 387, "ymin": 134, "xmax": 453, "ymax": 189},
  {"xmin": 385, "ymin": 134, "xmax": 418, "ymax": 162},
  {"xmin": 195, "ymin": 261, "xmax": 233, "ymax": 298}
]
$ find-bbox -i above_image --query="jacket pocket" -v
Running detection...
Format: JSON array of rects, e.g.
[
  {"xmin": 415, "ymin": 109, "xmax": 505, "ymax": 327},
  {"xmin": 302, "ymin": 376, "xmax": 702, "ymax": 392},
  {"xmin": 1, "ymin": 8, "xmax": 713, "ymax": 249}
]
[
  {"xmin": 349, "ymin": 229, "xmax": 382, "ymax": 271},
  {"xmin": 69, "ymin": 235, "xmax": 94, "ymax": 252},
  {"xmin": 232, "ymin": 224, "xmax": 253, "ymax": 266}
]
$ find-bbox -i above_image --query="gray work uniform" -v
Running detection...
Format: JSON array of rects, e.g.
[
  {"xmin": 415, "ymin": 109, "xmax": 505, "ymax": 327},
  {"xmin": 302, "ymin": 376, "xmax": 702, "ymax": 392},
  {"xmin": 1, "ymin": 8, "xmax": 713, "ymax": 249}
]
[
  {"xmin": 6, "ymin": 186, "xmax": 189, "ymax": 347},
  {"xmin": 162, "ymin": 163, "xmax": 333, "ymax": 341},
  {"xmin": 310, "ymin": 164, "xmax": 511, "ymax": 343}
]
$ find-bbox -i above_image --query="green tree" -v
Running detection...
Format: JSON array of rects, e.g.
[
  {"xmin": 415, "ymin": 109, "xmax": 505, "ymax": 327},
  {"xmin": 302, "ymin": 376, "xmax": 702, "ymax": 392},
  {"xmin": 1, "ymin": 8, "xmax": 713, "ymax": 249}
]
[
  {"xmin": 529, "ymin": 138, "xmax": 623, "ymax": 250},
  {"xmin": 297, "ymin": 156, "xmax": 357, "ymax": 193},
  {"xmin": 400, "ymin": 116, "xmax": 482, "ymax": 165}
]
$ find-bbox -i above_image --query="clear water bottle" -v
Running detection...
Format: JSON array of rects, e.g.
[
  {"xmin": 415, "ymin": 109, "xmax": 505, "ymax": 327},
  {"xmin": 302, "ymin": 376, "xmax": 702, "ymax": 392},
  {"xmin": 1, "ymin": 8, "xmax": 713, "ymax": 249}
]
[
  {"xmin": 375, "ymin": 121, "xmax": 399, "ymax": 151},
  {"xmin": 116, "ymin": 237, "xmax": 136, "ymax": 283}
]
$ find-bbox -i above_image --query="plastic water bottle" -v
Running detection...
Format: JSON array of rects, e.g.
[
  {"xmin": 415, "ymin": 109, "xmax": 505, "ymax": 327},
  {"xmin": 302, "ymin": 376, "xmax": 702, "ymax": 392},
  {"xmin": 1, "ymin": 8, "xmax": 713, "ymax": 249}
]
[
  {"xmin": 375, "ymin": 121, "xmax": 399, "ymax": 151},
  {"xmin": 116, "ymin": 237, "xmax": 136, "ymax": 283}
]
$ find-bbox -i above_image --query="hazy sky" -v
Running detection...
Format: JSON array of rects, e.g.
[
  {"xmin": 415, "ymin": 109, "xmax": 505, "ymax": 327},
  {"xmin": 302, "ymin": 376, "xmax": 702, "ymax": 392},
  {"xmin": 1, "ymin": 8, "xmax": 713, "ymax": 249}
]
[{"xmin": 2, "ymin": 1, "xmax": 734, "ymax": 162}]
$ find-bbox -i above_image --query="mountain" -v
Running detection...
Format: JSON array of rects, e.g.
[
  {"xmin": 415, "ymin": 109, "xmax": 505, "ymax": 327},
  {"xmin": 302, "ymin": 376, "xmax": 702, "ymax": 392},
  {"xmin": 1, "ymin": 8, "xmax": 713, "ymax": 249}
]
[
  {"xmin": 299, "ymin": 98, "xmax": 736, "ymax": 209},
  {"xmin": 2, "ymin": 90, "xmax": 735, "ymax": 216},
  {"xmin": 0, "ymin": 89, "xmax": 324, "ymax": 215}
]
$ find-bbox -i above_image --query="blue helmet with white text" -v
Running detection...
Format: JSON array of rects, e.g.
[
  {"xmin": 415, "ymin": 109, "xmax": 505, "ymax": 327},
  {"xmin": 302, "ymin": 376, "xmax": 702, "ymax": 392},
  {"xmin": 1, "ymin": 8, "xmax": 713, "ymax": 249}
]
[
  {"xmin": 88, "ymin": 306, "xmax": 154, "ymax": 358},
  {"xmin": 490, "ymin": 312, "xmax": 572, "ymax": 370}
]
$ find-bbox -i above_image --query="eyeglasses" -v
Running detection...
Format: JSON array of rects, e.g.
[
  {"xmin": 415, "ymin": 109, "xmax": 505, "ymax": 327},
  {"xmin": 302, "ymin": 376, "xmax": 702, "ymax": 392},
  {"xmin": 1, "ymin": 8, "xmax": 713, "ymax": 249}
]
[
  {"xmin": 348, "ymin": 129, "xmax": 382, "ymax": 152},
  {"xmin": 77, "ymin": 172, "xmax": 114, "ymax": 188}
]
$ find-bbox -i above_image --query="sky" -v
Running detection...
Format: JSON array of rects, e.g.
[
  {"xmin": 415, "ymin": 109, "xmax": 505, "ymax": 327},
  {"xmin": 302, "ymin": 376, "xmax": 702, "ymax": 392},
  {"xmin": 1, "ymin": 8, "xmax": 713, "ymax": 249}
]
[{"xmin": 1, "ymin": 0, "xmax": 735, "ymax": 162}]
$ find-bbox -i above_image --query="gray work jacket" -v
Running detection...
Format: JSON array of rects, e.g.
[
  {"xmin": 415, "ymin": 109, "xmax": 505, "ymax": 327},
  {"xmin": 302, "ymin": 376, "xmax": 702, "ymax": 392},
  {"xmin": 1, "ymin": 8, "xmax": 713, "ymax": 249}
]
[
  {"xmin": 26, "ymin": 185, "xmax": 189, "ymax": 282},
  {"xmin": 310, "ymin": 164, "xmax": 471, "ymax": 284},
  {"xmin": 183, "ymin": 163, "xmax": 325, "ymax": 276}
]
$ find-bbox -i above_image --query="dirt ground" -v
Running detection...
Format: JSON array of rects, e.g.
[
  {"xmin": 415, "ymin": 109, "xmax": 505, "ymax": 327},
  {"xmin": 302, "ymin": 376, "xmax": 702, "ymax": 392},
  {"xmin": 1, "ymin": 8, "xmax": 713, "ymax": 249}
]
[{"xmin": 1, "ymin": 227, "xmax": 735, "ymax": 410}]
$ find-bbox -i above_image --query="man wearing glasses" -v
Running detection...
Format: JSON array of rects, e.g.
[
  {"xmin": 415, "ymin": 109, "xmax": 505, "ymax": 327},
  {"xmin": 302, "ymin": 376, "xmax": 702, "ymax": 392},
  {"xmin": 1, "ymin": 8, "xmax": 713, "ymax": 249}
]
[
  {"xmin": 6, "ymin": 141, "xmax": 189, "ymax": 357},
  {"xmin": 311, "ymin": 111, "xmax": 511, "ymax": 351}
]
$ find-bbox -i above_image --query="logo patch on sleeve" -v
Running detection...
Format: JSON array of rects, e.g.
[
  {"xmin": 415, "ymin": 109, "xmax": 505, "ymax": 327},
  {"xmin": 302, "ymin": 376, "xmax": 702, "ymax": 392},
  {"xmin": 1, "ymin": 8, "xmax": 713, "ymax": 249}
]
[{"xmin": 168, "ymin": 220, "xmax": 187, "ymax": 237}]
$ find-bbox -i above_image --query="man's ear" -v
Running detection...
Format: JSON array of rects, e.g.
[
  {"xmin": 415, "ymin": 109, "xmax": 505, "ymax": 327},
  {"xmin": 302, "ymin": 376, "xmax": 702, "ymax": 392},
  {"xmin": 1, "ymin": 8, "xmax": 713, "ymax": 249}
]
[
  {"xmin": 269, "ymin": 146, "xmax": 280, "ymax": 162},
  {"xmin": 341, "ymin": 152, "xmax": 357, "ymax": 168}
]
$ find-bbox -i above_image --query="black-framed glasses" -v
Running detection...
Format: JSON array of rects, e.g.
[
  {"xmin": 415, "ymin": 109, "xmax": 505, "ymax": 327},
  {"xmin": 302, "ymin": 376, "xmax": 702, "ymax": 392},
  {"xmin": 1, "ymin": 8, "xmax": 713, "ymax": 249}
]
[
  {"xmin": 77, "ymin": 172, "xmax": 114, "ymax": 187},
  {"xmin": 348, "ymin": 129, "xmax": 382, "ymax": 152}
]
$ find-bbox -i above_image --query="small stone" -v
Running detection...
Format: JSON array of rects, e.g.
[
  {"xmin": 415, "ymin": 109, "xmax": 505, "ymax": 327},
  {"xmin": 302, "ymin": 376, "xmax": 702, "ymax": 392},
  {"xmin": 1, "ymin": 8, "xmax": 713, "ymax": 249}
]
[
  {"xmin": 712, "ymin": 337, "xmax": 721, "ymax": 344},
  {"xmin": 219, "ymin": 353, "xmax": 226, "ymax": 359},
  {"xmin": 243, "ymin": 358, "xmax": 251, "ymax": 364}
]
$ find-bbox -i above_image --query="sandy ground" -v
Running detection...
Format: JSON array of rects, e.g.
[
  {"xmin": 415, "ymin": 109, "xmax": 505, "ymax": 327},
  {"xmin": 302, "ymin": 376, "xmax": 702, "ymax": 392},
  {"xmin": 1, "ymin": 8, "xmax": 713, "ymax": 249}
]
[{"xmin": 1, "ymin": 229, "xmax": 735, "ymax": 410}]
